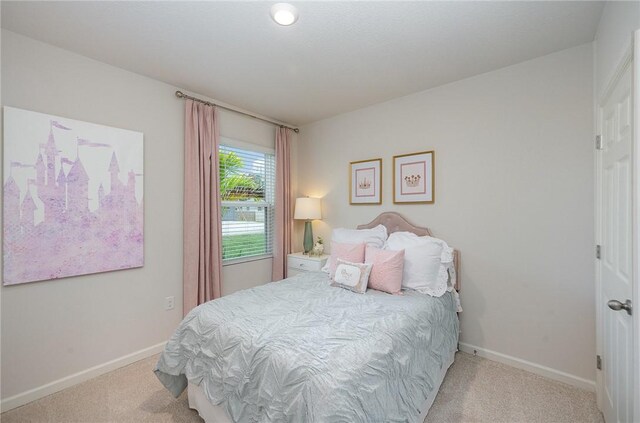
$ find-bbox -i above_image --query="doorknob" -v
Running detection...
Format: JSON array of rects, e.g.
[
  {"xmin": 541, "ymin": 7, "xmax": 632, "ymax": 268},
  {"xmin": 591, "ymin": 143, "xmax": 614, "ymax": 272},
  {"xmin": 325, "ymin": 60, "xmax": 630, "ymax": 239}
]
[{"xmin": 607, "ymin": 299, "xmax": 632, "ymax": 315}]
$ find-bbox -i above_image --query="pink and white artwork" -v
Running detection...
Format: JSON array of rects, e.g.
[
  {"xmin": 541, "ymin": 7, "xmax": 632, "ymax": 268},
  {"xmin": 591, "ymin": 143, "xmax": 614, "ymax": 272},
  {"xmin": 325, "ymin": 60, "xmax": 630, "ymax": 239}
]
[
  {"xmin": 393, "ymin": 150, "xmax": 434, "ymax": 204},
  {"xmin": 350, "ymin": 158, "xmax": 382, "ymax": 205},
  {"xmin": 3, "ymin": 107, "xmax": 144, "ymax": 285}
]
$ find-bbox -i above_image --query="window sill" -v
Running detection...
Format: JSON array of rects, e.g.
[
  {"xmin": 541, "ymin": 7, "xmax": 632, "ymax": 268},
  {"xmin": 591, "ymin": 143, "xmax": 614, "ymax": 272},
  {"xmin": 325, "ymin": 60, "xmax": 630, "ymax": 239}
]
[{"xmin": 222, "ymin": 254, "xmax": 273, "ymax": 267}]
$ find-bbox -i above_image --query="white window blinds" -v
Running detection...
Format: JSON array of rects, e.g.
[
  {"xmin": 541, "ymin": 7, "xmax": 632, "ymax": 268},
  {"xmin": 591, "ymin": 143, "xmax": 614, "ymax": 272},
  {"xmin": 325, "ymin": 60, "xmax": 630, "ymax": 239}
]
[{"xmin": 219, "ymin": 143, "xmax": 275, "ymax": 262}]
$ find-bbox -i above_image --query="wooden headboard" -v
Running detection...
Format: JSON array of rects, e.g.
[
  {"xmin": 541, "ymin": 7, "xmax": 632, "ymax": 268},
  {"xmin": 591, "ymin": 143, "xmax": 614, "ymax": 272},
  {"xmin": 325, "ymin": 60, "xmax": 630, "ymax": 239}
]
[{"xmin": 357, "ymin": 212, "xmax": 460, "ymax": 291}]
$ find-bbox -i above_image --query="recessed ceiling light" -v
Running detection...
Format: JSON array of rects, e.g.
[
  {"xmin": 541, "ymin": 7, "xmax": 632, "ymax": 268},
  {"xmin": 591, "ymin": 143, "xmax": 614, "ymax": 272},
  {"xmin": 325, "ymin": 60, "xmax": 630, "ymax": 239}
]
[{"xmin": 270, "ymin": 3, "xmax": 299, "ymax": 26}]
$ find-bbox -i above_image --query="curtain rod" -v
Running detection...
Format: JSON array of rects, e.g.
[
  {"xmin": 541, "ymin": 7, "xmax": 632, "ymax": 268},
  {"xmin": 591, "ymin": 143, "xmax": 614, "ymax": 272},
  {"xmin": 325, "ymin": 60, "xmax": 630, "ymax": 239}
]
[{"xmin": 175, "ymin": 91, "xmax": 299, "ymax": 133}]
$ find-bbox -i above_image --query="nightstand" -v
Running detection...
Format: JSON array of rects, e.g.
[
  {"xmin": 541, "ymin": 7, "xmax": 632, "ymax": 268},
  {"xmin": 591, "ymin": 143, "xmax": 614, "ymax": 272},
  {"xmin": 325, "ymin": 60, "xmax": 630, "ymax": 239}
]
[{"xmin": 287, "ymin": 252, "xmax": 329, "ymax": 277}]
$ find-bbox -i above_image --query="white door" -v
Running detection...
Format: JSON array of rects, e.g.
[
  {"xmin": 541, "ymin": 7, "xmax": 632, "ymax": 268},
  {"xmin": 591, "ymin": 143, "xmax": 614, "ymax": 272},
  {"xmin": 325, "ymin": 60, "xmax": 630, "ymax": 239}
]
[{"xmin": 598, "ymin": 50, "xmax": 634, "ymax": 423}]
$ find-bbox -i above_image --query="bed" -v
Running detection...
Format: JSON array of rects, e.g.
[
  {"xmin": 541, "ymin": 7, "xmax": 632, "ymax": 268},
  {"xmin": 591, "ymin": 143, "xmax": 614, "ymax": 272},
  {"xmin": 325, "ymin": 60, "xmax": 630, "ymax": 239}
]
[{"xmin": 155, "ymin": 212, "xmax": 460, "ymax": 423}]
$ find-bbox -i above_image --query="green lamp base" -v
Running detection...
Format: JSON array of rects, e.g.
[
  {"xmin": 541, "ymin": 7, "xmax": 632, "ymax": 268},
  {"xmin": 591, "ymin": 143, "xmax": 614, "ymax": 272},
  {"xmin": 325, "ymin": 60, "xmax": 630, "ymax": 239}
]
[{"xmin": 303, "ymin": 220, "xmax": 314, "ymax": 254}]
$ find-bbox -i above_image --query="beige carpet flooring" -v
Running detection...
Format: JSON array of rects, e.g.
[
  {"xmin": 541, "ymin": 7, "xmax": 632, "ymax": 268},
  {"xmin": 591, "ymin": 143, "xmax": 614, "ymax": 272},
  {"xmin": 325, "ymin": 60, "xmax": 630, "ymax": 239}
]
[{"xmin": 1, "ymin": 352, "xmax": 603, "ymax": 423}]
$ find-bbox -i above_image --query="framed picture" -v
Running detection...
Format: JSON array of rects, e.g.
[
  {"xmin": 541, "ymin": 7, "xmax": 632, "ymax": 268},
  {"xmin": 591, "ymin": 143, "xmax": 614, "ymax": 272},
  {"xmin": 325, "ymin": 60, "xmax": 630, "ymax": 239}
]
[
  {"xmin": 393, "ymin": 151, "xmax": 434, "ymax": 204},
  {"xmin": 349, "ymin": 158, "xmax": 382, "ymax": 205}
]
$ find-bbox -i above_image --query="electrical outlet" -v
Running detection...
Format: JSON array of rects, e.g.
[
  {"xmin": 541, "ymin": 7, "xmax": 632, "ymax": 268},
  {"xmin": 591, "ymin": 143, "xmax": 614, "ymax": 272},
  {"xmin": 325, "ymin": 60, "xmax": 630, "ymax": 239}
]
[{"xmin": 165, "ymin": 296, "xmax": 175, "ymax": 310}]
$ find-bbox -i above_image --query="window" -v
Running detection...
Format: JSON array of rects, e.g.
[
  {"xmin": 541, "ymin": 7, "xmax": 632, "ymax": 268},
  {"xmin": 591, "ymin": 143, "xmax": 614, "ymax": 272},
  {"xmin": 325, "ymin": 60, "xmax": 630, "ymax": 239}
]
[{"xmin": 220, "ymin": 142, "xmax": 275, "ymax": 263}]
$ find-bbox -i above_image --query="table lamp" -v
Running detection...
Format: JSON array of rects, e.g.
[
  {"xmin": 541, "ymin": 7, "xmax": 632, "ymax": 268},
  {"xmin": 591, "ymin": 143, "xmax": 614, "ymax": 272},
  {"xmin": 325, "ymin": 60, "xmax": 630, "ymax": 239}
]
[{"xmin": 294, "ymin": 197, "xmax": 322, "ymax": 254}]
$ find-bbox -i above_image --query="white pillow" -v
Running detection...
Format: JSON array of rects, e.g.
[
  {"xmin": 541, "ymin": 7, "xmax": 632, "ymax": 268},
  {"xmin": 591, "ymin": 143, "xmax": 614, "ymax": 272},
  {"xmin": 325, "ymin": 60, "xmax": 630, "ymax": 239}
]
[
  {"xmin": 331, "ymin": 224, "xmax": 388, "ymax": 248},
  {"xmin": 321, "ymin": 225, "xmax": 388, "ymax": 273},
  {"xmin": 385, "ymin": 232, "xmax": 454, "ymax": 297},
  {"xmin": 330, "ymin": 259, "xmax": 373, "ymax": 294}
]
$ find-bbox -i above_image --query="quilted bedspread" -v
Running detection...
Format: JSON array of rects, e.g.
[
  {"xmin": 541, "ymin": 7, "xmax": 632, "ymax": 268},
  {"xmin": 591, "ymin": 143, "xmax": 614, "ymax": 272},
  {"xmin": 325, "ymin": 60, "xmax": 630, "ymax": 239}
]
[{"xmin": 155, "ymin": 271, "xmax": 459, "ymax": 423}]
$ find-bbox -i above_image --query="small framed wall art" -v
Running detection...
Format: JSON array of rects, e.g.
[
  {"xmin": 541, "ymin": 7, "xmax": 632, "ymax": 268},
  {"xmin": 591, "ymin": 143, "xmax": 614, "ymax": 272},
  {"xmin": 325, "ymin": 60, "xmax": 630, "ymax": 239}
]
[
  {"xmin": 349, "ymin": 158, "xmax": 382, "ymax": 205},
  {"xmin": 393, "ymin": 150, "xmax": 434, "ymax": 204}
]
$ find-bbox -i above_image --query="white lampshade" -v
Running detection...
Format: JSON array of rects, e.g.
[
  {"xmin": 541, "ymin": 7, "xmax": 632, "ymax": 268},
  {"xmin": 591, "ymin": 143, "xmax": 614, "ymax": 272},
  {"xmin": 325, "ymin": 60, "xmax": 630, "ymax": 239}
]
[{"xmin": 294, "ymin": 197, "xmax": 322, "ymax": 220}]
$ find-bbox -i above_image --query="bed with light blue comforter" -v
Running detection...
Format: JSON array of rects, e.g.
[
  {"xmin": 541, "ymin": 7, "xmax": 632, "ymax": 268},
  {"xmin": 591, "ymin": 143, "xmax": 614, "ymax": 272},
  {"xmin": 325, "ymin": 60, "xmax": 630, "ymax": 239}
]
[{"xmin": 155, "ymin": 271, "xmax": 459, "ymax": 423}]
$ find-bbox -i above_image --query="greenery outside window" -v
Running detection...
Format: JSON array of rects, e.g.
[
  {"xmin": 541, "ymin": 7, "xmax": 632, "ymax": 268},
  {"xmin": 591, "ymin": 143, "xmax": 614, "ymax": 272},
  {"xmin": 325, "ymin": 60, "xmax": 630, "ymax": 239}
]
[{"xmin": 220, "ymin": 141, "xmax": 275, "ymax": 263}]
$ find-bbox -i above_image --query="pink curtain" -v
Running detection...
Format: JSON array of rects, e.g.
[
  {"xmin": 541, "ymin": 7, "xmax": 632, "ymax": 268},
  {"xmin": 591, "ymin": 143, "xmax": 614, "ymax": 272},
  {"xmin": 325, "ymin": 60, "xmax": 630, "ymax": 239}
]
[
  {"xmin": 183, "ymin": 99, "xmax": 223, "ymax": 316},
  {"xmin": 272, "ymin": 127, "xmax": 294, "ymax": 281}
]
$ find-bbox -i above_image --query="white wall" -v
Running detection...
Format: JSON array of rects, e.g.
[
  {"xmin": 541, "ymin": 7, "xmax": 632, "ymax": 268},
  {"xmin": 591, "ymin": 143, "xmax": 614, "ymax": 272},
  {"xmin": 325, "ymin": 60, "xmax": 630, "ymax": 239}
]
[
  {"xmin": 296, "ymin": 44, "xmax": 595, "ymax": 385},
  {"xmin": 0, "ymin": 30, "xmax": 275, "ymax": 408}
]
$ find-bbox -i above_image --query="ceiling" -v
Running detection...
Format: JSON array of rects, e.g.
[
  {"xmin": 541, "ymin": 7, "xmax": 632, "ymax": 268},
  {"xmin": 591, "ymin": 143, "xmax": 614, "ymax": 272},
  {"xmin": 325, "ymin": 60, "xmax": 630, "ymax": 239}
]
[{"xmin": 1, "ymin": 1, "xmax": 604, "ymax": 125}]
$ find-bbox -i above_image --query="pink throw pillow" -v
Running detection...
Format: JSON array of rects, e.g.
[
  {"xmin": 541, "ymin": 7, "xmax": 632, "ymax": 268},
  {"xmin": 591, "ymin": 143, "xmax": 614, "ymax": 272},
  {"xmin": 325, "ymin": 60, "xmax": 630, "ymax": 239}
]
[
  {"xmin": 330, "ymin": 242, "xmax": 366, "ymax": 279},
  {"xmin": 365, "ymin": 246, "xmax": 405, "ymax": 295}
]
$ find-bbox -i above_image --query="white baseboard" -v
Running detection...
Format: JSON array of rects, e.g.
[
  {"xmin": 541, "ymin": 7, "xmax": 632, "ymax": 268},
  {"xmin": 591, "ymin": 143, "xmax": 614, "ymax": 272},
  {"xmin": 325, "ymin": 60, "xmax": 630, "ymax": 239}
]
[
  {"xmin": 458, "ymin": 342, "xmax": 596, "ymax": 392},
  {"xmin": 1, "ymin": 342, "xmax": 166, "ymax": 413}
]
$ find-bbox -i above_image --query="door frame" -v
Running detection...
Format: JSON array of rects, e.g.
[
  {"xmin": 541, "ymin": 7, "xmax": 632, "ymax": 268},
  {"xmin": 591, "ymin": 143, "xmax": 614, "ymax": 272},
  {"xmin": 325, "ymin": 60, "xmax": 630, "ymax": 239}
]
[
  {"xmin": 594, "ymin": 30, "xmax": 639, "ymax": 421},
  {"xmin": 633, "ymin": 28, "xmax": 640, "ymax": 423}
]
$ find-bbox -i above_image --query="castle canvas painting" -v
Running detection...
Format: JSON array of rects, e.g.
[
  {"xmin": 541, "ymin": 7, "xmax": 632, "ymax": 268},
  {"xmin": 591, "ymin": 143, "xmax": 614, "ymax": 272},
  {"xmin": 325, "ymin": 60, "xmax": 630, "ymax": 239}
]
[{"xmin": 3, "ymin": 107, "xmax": 144, "ymax": 285}]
